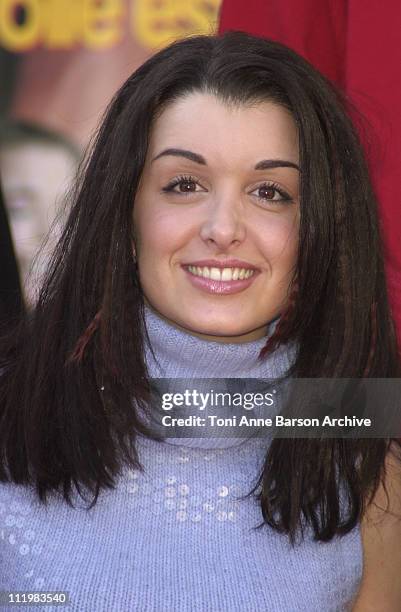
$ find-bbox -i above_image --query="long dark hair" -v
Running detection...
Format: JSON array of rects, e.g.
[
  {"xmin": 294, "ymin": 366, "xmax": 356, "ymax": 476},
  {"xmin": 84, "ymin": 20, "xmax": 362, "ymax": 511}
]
[{"xmin": 1, "ymin": 32, "xmax": 399, "ymax": 543}]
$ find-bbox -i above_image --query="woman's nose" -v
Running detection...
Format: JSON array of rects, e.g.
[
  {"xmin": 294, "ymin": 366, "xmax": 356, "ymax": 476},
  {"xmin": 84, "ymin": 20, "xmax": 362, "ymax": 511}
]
[{"xmin": 199, "ymin": 195, "xmax": 246, "ymax": 250}]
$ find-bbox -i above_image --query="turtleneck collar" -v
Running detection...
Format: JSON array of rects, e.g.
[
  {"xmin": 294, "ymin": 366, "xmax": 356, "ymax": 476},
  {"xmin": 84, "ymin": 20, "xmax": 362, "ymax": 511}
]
[
  {"xmin": 143, "ymin": 304, "xmax": 295, "ymax": 380},
  {"xmin": 141, "ymin": 304, "xmax": 296, "ymax": 450}
]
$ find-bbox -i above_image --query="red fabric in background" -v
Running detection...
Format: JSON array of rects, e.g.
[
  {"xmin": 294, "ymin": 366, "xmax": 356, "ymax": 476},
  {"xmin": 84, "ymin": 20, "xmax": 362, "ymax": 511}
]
[{"xmin": 219, "ymin": 0, "xmax": 401, "ymax": 349}]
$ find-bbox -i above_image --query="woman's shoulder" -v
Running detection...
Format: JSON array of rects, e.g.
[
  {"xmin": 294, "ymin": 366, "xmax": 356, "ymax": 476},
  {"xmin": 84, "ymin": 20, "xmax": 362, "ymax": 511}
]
[{"xmin": 353, "ymin": 443, "xmax": 401, "ymax": 610}]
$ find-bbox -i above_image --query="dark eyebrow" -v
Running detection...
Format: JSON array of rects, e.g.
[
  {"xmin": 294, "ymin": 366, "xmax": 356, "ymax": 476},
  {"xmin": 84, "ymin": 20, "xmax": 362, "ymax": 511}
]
[
  {"xmin": 254, "ymin": 159, "xmax": 300, "ymax": 171},
  {"xmin": 151, "ymin": 148, "xmax": 206, "ymax": 165},
  {"xmin": 151, "ymin": 148, "xmax": 300, "ymax": 172}
]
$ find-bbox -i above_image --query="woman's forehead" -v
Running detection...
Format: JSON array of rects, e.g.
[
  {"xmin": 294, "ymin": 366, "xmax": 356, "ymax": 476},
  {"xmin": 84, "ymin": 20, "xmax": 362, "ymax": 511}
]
[{"xmin": 146, "ymin": 92, "xmax": 299, "ymax": 170}]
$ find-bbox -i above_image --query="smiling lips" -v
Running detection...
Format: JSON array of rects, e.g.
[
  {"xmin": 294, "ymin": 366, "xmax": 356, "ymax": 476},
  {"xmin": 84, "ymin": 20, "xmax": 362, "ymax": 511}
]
[{"xmin": 182, "ymin": 260, "xmax": 260, "ymax": 294}]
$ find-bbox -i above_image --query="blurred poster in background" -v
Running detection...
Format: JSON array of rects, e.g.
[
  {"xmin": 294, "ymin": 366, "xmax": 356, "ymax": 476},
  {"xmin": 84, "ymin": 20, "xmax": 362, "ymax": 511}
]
[{"xmin": 0, "ymin": 0, "xmax": 221, "ymax": 305}]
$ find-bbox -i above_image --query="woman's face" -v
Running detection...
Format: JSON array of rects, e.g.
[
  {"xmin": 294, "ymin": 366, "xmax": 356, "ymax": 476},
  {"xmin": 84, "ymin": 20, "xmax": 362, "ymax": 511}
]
[{"xmin": 133, "ymin": 92, "xmax": 300, "ymax": 342}]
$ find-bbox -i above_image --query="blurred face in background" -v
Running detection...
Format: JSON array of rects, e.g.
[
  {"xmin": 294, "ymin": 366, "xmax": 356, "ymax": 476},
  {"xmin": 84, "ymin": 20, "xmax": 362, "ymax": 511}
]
[
  {"xmin": 133, "ymin": 92, "xmax": 300, "ymax": 343},
  {"xmin": 0, "ymin": 140, "xmax": 77, "ymax": 305}
]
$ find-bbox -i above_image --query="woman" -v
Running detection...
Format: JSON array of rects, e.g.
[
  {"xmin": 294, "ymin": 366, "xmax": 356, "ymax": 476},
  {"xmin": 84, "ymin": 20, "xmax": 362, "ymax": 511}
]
[{"xmin": 0, "ymin": 32, "xmax": 400, "ymax": 611}]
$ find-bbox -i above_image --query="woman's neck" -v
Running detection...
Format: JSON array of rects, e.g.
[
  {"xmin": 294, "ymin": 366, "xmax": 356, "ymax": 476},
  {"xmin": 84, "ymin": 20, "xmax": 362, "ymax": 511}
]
[{"xmin": 142, "ymin": 303, "xmax": 295, "ymax": 379}]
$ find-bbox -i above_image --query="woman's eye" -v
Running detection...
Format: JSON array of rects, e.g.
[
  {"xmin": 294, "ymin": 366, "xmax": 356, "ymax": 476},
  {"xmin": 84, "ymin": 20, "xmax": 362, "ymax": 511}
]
[
  {"xmin": 176, "ymin": 179, "xmax": 198, "ymax": 193},
  {"xmin": 251, "ymin": 184, "xmax": 291, "ymax": 202},
  {"xmin": 162, "ymin": 176, "xmax": 205, "ymax": 194}
]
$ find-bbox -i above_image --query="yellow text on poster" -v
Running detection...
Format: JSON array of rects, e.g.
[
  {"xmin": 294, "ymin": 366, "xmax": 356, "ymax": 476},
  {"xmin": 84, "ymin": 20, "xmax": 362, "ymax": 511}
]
[
  {"xmin": 0, "ymin": 0, "xmax": 221, "ymax": 51},
  {"xmin": 0, "ymin": 0, "xmax": 124, "ymax": 51},
  {"xmin": 132, "ymin": 0, "xmax": 221, "ymax": 50}
]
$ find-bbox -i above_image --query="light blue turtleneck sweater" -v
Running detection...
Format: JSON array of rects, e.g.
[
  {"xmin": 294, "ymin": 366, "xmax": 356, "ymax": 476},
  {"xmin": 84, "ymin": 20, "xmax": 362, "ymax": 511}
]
[{"xmin": 0, "ymin": 306, "xmax": 362, "ymax": 611}]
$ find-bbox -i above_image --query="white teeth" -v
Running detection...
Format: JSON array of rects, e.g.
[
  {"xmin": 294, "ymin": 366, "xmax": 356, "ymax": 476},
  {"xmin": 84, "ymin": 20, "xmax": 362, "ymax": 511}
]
[
  {"xmin": 221, "ymin": 268, "xmax": 232, "ymax": 281},
  {"xmin": 210, "ymin": 267, "xmax": 221, "ymax": 281},
  {"xmin": 187, "ymin": 265, "xmax": 255, "ymax": 281}
]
